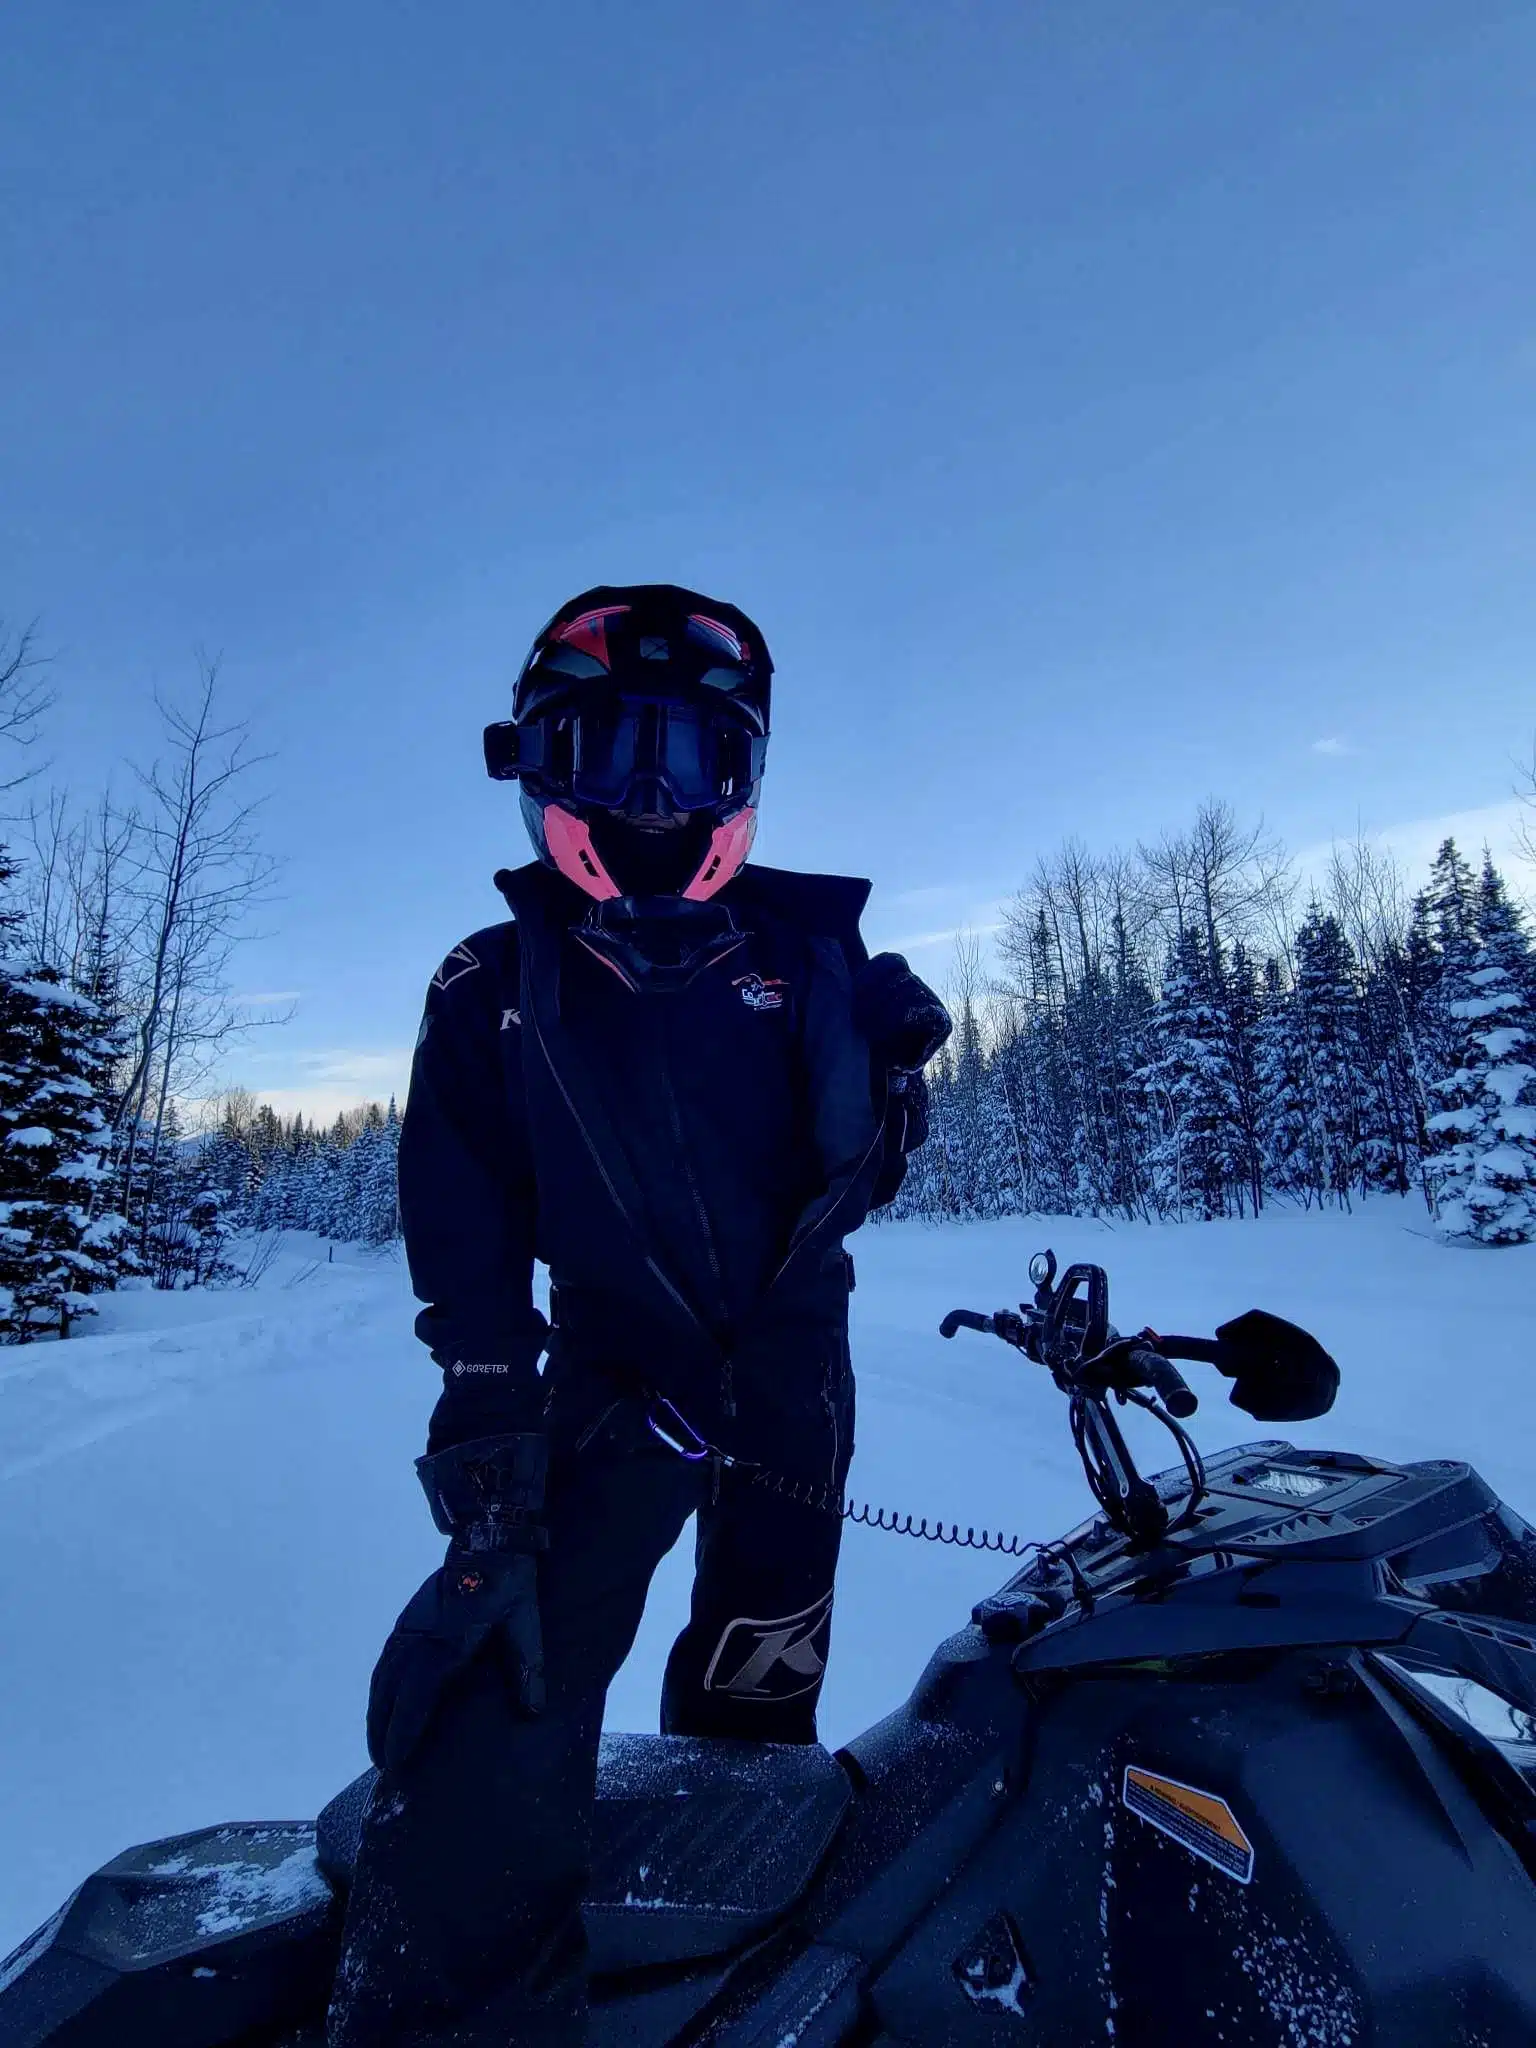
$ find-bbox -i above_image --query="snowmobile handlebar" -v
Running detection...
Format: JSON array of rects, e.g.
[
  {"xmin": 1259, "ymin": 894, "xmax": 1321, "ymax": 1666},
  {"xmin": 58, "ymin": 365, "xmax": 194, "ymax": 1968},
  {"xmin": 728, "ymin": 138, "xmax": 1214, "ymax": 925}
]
[
  {"xmin": 941, "ymin": 1252, "xmax": 1215, "ymax": 1546},
  {"xmin": 938, "ymin": 1309, "xmax": 1199, "ymax": 1418},
  {"xmin": 939, "ymin": 1308, "xmax": 1000, "ymax": 1340},
  {"xmin": 940, "ymin": 1251, "xmax": 1338, "ymax": 1547},
  {"xmin": 1116, "ymin": 1344, "xmax": 1199, "ymax": 1421}
]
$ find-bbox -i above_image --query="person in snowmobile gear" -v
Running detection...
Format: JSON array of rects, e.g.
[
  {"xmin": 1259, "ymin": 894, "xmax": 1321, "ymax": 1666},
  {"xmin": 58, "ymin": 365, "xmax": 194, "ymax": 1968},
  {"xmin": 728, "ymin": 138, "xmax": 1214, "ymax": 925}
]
[{"xmin": 327, "ymin": 584, "xmax": 951, "ymax": 2048}]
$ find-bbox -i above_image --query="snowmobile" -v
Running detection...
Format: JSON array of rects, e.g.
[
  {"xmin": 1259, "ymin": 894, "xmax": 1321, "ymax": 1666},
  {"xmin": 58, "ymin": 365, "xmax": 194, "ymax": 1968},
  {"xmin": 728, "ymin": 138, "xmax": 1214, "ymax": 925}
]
[{"xmin": 6, "ymin": 1253, "xmax": 1536, "ymax": 2047}]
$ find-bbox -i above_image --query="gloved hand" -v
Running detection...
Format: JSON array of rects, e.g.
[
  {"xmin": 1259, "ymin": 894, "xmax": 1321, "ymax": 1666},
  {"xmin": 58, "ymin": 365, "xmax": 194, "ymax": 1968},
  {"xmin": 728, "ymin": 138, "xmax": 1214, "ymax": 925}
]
[
  {"xmin": 1213, "ymin": 1310, "xmax": 1340, "ymax": 1423},
  {"xmin": 853, "ymin": 953, "xmax": 953, "ymax": 1072},
  {"xmin": 366, "ymin": 1432, "xmax": 548, "ymax": 1773},
  {"xmin": 891, "ymin": 1069, "xmax": 931, "ymax": 1150}
]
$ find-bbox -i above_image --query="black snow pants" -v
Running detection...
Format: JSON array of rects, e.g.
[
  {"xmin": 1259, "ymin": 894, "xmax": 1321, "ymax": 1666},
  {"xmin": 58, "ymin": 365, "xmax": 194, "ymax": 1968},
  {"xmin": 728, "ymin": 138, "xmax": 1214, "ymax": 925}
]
[{"xmin": 327, "ymin": 1351, "xmax": 853, "ymax": 2047}]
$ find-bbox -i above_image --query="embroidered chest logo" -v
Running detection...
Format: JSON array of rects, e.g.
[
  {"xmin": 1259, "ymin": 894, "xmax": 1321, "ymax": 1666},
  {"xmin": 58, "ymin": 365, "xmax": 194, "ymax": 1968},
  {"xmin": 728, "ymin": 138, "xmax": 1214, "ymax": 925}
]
[{"xmin": 734, "ymin": 972, "xmax": 788, "ymax": 1013}]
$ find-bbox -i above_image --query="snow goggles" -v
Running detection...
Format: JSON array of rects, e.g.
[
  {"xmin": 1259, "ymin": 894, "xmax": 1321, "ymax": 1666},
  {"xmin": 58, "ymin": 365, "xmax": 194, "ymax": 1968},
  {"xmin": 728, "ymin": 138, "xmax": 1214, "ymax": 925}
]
[{"xmin": 486, "ymin": 696, "xmax": 768, "ymax": 813}]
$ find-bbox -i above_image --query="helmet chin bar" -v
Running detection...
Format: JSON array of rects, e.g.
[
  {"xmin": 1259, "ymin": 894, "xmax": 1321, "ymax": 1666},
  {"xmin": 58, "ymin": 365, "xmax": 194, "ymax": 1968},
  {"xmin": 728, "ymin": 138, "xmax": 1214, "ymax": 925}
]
[
  {"xmin": 683, "ymin": 808, "xmax": 757, "ymax": 901},
  {"xmin": 541, "ymin": 805, "xmax": 622, "ymax": 901},
  {"xmin": 540, "ymin": 802, "xmax": 757, "ymax": 904}
]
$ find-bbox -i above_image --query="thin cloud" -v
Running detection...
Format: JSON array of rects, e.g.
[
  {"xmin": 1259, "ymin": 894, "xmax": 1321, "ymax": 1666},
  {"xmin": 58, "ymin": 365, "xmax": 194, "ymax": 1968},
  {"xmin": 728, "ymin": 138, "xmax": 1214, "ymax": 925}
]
[
  {"xmin": 1310, "ymin": 736, "xmax": 1354, "ymax": 757},
  {"xmin": 1294, "ymin": 798, "xmax": 1534, "ymax": 897},
  {"xmin": 294, "ymin": 1048, "xmax": 413, "ymax": 1086},
  {"xmin": 1373, "ymin": 799, "xmax": 1533, "ymax": 884},
  {"xmin": 232, "ymin": 989, "xmax": 302, "ymax": 1006},
  {"xmin": 214, "ymin": 1045, "xmax": 415, "ymax": 1123},
  {"xmin": 868, "ymin": 884, "xmax": 1013, "ymax": 963},
  {"xmin": 881, "ymin": 883, "xmax": 964, "ymax": 910},
  {"xmin": 885, "ymin": 921, "xmax": 1005, "ymax": 955}
]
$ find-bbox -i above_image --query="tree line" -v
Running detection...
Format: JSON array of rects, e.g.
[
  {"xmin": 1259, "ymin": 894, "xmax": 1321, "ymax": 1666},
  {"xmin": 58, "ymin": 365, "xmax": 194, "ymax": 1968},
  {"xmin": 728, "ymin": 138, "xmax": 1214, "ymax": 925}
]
[
  {"xmin": 197, "ymin": 1092, "xmax": 403, "ymax": 1248},
  {"xmin": 886, "ymin": 805, "xmax": 1536, "ymax": 1246},
  {"xmin": 3, "ymin": 588, "xmax": 1532, "ymax": 1345},
  {"xmin": 204, "ymin": 809, "xmax": 1536, "ymax": 1261},
  {"xmin": 0, "ymin": 624, "xmax": 276, "ymax": 1336}
]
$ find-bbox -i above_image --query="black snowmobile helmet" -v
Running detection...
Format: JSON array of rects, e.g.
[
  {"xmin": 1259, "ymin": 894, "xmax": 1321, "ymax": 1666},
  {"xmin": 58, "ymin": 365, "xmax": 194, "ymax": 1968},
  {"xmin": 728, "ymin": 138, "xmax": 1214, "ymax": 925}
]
[{"xmin": 485, "ymin": 583, "xmax": 773, "ymax": 901}]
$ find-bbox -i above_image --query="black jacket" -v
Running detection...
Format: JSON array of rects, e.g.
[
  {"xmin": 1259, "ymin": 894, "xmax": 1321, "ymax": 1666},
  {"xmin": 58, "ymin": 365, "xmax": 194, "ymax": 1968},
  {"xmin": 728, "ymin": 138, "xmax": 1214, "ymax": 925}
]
[{"xmin": 398, "ymin": 862, "xmax": 920, "ymax": 1452}]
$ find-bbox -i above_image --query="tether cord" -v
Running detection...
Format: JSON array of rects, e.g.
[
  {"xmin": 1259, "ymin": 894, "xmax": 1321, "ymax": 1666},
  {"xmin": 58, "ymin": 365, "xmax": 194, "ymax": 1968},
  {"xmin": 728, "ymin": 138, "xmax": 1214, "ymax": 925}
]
[
  {"xmin": 729, "ymin": 1458, "xmax": 1038, "ymax": 1558},
  {"xmin": 644, "ymin": 1392, "xmax": 1200, "ymax": 1561},
  {"xmin": 644, "ymin": 1394, "xmax": 1037, "ymax": 1555}
]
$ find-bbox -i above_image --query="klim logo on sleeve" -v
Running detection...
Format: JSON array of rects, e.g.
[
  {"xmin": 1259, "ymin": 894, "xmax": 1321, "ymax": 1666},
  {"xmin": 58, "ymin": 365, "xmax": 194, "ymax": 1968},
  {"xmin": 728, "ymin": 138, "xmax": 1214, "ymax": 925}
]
[{"xmin": 431, "ymin": 943, "xmax": 481, "ymax": 991}]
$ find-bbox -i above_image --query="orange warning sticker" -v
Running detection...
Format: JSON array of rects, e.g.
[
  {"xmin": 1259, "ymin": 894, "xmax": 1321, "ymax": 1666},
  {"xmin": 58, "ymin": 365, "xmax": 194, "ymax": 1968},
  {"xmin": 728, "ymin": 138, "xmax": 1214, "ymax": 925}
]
[{"xmin": 1122, "ymin": 1766, "xmax": 1255, "ymax": 1884}]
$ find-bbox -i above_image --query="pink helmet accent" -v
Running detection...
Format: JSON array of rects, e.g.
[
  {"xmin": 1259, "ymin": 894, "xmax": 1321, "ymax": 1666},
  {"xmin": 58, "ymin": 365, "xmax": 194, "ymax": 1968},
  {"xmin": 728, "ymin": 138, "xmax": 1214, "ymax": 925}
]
[
  {"xmin": 542, "ymin": 804, "xmax": 623, "ymax": 900},
  {"xmin": 686, "ymin": 612, "xmax": 748, "ymax": 664},
  {"xmin": 682, "ymin": 807, "xmax": 757, "ymax": 902},
  {"xmin": 549, "ymin": 604, "xmax": 630, "ymax": 671}
]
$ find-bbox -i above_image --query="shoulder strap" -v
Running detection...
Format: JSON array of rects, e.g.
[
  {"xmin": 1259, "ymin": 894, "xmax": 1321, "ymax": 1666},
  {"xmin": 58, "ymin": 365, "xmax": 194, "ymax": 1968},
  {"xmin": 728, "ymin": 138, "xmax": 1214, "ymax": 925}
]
[{"xmin": 491, "ymin": 863, "xmax": 720, "ymax": 1350}]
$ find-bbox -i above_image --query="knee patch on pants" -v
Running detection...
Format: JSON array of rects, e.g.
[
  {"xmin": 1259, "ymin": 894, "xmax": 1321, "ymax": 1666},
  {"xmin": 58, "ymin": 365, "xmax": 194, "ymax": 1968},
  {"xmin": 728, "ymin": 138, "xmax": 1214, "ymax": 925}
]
[{"xmin": 702, "ymin": 1589, "xmax": 834, "ymax": 1704}]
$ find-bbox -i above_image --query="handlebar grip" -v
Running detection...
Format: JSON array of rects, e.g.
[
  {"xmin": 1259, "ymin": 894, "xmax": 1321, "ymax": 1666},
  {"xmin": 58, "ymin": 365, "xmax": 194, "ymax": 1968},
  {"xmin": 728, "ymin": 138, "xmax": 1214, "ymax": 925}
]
[
  {"xmin": 1132, "ymin": 1346, "xmax": 1198, "ymax": 1418},
  {"xmin": 941, "ymin": 1309, "xmax": 995, "ymax": 1340}
]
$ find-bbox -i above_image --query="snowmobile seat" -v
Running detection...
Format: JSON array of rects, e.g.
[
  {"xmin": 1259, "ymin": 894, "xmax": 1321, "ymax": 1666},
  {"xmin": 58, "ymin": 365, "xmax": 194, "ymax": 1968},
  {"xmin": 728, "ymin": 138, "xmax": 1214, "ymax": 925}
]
[
  {"xmin": 316, "ymin": 1733, "xmax": 853, "ymax": 1971},
  {"xmin": 0, "ymin": 1820, "xmax": 340, "ymax": 2047}
]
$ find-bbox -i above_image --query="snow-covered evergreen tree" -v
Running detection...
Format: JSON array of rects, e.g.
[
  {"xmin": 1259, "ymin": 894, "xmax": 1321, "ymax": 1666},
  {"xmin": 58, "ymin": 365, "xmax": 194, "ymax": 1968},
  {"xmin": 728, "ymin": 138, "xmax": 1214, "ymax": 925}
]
[
  {"xmin": 1219, "ymin": 943, "xmax": 1265, "ymax": 1216},
  {"xmin": 198, "ymin": 1103, "xmax": 255, "ymax": 1212},
  {"xmin": 1139, "ymin": 928, "xmax": 1241, "ymax": 1221},
  {"xmin": 1289, "ymin": 910, "xmax": 1368, "ymax": 1207},
  {"xmin": 1356, "ymin": 933, "xmax": 1424, "ymax": 1195},
  {"xmin": 1011, "ymin": 906, "xmax": 1085, "ymax": 1214},
  {"xmin": 0, "ymin": 967, "xmax": 127, "ymax": 1338},
  {"xmin": 358, "ymin": 1098, "xmax": 402, "ymax": 1243},
  {"xmin": 1477, "ymin": 852, "xmax": 1535, "ymax": 998},
  {"xmin": 1414, "ymin": 839, "xmax": 1480, "ymax": 1078},
  {"xmin": 1255, "ymin": 956, "xmax": 1311, "ymax": 1204},
  {"xmin": 1424, "ymin": 935, "xmax": 1536, "ymax": 1246}
]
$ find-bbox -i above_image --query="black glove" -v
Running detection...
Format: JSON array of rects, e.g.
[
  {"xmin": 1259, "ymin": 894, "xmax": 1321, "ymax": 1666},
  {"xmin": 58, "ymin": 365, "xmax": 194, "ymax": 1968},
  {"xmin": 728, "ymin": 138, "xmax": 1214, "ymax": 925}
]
[
  {"xmin": 366, "ymin": 1432, "xmax": 548, "ymax": 1772},
  {"xmin": 1213, "ymin": 1310, "xmax": 1340, "ymax": 1423},
  {"xmin": 891, "ymin": 1069, "xmax": 931, "ymax": 1151},
  {"xmin": 853, "ymin": 953, "xmax": 953, "ymax": 1072}
]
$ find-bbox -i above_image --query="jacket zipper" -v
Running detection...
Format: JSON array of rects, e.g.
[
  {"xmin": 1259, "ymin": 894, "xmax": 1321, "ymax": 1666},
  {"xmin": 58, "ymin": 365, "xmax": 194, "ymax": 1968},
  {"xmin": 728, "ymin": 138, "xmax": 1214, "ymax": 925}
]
[
  {"xmin": 529, "ymin": 976, "xmax": 890, "ymax": 1391},
  {"xmin": 525, "ymin": 1001, "xmax": 714, "ymax": 1348},
  {"xmin": 657, "ymin": 1041, "xmax": 735, "ymax": 1412},
  {"xmin": 657, "ymin": 1004, "xmax": 730, "ymax": 1330}
]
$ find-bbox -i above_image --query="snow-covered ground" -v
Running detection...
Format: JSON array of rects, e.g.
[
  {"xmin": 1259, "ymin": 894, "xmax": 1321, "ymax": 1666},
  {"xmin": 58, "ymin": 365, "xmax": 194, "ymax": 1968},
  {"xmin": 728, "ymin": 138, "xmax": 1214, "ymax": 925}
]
[{"xmin": 3, "ymin": 1202, "xmax": 1534, "ymax": 1957}]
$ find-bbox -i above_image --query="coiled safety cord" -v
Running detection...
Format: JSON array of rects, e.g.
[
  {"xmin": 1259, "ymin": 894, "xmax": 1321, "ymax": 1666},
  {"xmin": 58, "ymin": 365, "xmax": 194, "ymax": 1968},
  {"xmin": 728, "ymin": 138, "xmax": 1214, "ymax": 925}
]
[{"xmin": 740, "ymin": 1460, "xmax": 1039, "ymax": 1556}]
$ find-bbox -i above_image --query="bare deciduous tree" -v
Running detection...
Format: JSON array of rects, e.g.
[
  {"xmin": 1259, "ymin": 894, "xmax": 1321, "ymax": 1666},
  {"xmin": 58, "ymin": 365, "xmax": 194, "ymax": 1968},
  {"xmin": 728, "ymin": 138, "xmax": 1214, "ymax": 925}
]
[
  {"xmin": 1325, "ymin": 835, "xmax": 1407, "ymax": 980},
  {"xmin": 0, "ymin": 620, "xmax": 54, "ymax": 790},
  {"xmin": 946, "ymin": 928, "xmax": 987, "ymax": 1050},
  {"xmin": 1517, "ymin": 738, "xmax": 1536, "ymax": 880},
  {"xmin": 21, "ymin": 790, "xmax": 145, "ymax": 986},
  {"xmin": 1137, "ymin": 798, "xmax": 1293, "ymax": 975},
  {"xmin": 113, "ymin": 661, "xmax": 283, "ymax": 1245}
]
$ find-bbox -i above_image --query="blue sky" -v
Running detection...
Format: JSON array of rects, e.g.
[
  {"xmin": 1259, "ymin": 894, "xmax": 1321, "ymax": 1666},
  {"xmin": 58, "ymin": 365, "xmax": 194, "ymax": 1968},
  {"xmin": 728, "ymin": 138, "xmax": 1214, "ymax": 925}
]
[{"xmin": 4, "ymin": 1, "xmax": 1534, "ymax": 1119}]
